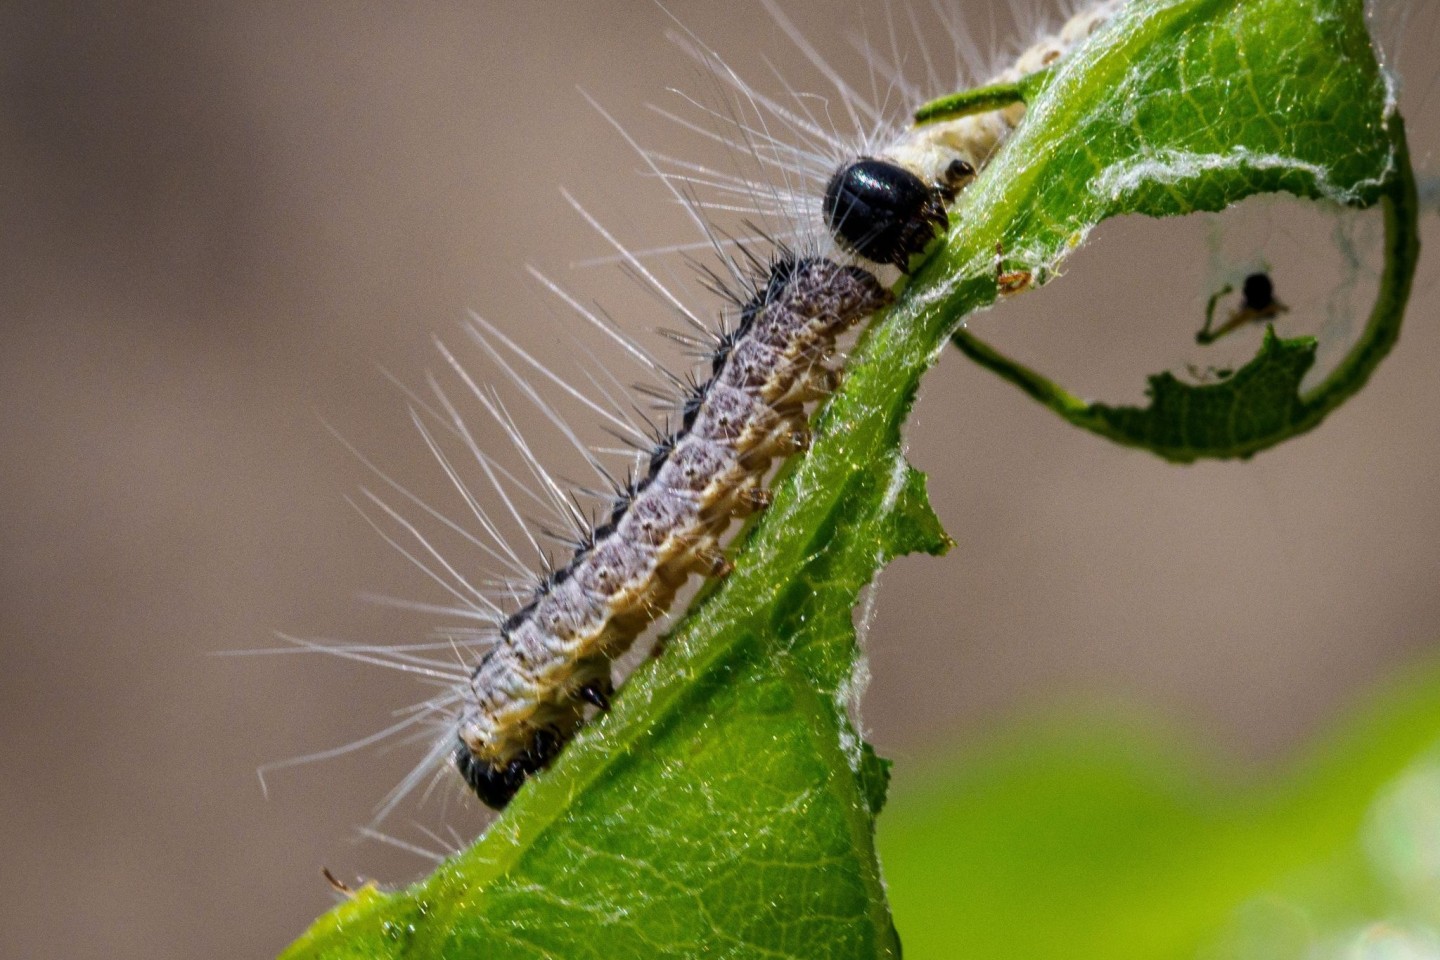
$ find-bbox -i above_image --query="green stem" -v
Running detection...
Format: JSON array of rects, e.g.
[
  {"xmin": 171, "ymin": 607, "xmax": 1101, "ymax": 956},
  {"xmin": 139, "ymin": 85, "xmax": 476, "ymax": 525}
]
[
  {"xmin": 1195, "ymin": 284, "xmax": 1234, "ymax": 345},
  {"xmin": 912, "ymin": 69, "xmax": 1053, "ymax": 125}
]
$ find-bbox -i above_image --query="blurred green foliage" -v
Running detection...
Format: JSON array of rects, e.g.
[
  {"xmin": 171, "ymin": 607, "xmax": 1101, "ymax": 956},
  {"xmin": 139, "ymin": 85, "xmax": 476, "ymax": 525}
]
[{"xmin": 881, "ymin": 663, "xmax": 1440, "ymax": 959}]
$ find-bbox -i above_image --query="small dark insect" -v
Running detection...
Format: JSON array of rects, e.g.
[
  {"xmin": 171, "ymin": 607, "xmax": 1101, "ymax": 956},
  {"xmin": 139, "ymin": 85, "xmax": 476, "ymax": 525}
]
[
  {"xmin": 822, "ymin": 157, "xmax": 950, "ymax": 270},
  {"xmin": 1242, "ymin": 272, "xmax": 1276, "ymax": 312},
  {"xmin": 1196, "ymin": 271, "xmax": 1288, "ymax": 345}
]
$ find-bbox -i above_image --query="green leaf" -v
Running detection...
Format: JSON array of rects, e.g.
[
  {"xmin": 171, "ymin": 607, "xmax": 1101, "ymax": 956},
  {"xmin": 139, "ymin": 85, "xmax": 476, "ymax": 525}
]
[
  {"xmin": 1086, "ymin": 327, "xmax": 1320, "ymax": 461},
  {"xmin": 282, "ymin": 0, "xmax": 1413, "ymax": 956},
  {"xmin": 857, "ymin": 743, "xmax": 894, "ymax": 818},
  {"xmin": 945, "ymin": 8, "xmax": 1420, "ymax": 463},
  {"xmin": 954, "ymin": 324, "xmax": 1331, "ymax": 462},
  {"xmin": 879, "ymin": 660, "xmax": 1440, "ymax": 960}
]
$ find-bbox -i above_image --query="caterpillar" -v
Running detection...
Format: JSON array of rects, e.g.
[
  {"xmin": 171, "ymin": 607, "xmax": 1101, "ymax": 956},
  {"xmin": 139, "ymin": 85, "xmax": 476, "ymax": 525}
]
[
  {"xmin": 448, "ymin": 0, "xmax": 1125, "ymax": 810},
  {"xmin": 266, "ymin": 0, "xmax": 1128, "ymax": 821},
  {"xmin": 453, "ymin": 253, "xmax": 890, "ymax": 806}
]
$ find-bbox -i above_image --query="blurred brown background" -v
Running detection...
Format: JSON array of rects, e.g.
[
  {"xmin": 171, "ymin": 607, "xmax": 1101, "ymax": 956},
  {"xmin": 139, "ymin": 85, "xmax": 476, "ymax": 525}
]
[{"xmin": 2, "ymin": 1, "xmax": 1437, "ymax": 957}]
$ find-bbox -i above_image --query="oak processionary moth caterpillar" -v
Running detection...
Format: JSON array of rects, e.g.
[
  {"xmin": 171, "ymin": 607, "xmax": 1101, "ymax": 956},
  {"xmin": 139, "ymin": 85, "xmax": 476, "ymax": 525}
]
[{"xmin": 280, "ymin": 0, "xmax": 1123, "ymax": 820}]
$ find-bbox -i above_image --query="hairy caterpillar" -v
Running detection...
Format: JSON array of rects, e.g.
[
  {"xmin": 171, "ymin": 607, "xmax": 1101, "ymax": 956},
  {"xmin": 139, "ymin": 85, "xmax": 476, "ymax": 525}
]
[
  {"xmin": 446, "ymin": 0, "xmax": 1129, "ymax": 811},
  {"xmin": 265, "ymin": 0, "xmax": 1128, "ymax": 820},
  {"xmin": 453, "ymin": 253, "xmax": 889, "ymax": 806}
]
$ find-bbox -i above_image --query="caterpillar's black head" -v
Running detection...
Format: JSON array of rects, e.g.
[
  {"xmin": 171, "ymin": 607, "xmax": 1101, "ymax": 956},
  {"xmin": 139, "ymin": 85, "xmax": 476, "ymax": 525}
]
[
  {"xmin": 822, "ymin": 158, "xmax": 949, "ymax": 271},
  {"xmin": 454, "ymin": 727, "xmax": 564, "ymax": 810}
]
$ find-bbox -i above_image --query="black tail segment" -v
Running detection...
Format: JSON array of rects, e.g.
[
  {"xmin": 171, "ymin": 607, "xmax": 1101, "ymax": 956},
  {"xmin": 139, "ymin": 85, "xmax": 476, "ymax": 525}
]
[{"xmin": 454, "ymin": 727, "xmax": 565, "ymax": 810}]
